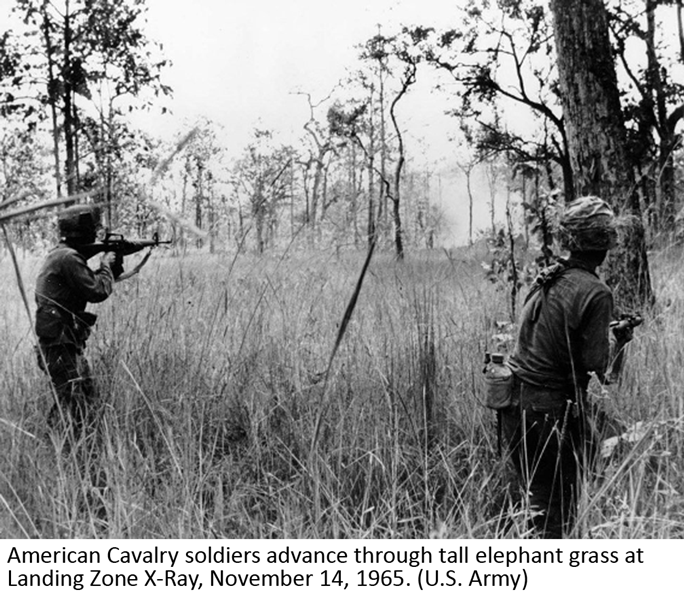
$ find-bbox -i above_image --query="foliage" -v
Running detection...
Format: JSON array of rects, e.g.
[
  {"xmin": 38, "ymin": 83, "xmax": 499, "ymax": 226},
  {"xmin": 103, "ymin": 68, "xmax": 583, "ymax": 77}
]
[
  {"xmin": 608, "ymin": 0, "xmax": 684, "ymax": 229},
  {"xmin": 0, "ymin": 117, "xmax": 54, "ymax": 247},
  {"xmin": 419, "ymin": 0, "xmax": 571, "ymax": 198},
  {"xmin": 328, "ymin": 102, "xmax": 368, "ymax": 145},
  {"xmin": 6, "ymin": 0, "xmax": 171, "ymax": 112},
  {"xmin": 0, "ymin": 0, "xmax": 171, "ymax": 198},
  {"xmin": 481, "ymin": 164, "xmax": 561, "ymax": 320},
  {"xmin": 521, "ymin": 187, "xmax": 561, "ymax": 266},
  {"xmin": 411, "ymin": 0, "xmax": 683, "ymax": 234},
  {"xmin": 326, "ymin": 27, "xmax": 429, "ymax": 257},
  {"xmin": 230, "ymin": 129, "xmax": 296, "ymax": 253},
  {"xmin": 482, "ymin": 227, "xmax": 521, "ymax": 287}
]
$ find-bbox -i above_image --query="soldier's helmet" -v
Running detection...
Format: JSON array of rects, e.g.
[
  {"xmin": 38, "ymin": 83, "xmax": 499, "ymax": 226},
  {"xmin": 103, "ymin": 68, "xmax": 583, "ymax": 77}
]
[
  {"xmin": 57, "ymin": 204, "xmax": 101, "ymax": 245},
  {"xmin": 558, "ymin": 196, "xmax": 618, "ymax": 252}
]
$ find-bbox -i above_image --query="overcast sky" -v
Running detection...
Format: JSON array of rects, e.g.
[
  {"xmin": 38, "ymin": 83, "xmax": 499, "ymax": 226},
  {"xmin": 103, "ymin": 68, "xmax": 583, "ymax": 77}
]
[
  {"xmin": 0, "ymin": 0, "xmax": 510, "ymax": 244},
  {"xmin": 137, "ymin": 0, "xmax": 461, "ymax": 159},
  {"xmin": 134, "ymin": 0, "xmax": 483, "ymax": 244},
  {"xmin": 4, "ymin": 1, "xmax": 684, "ymax": 244}
]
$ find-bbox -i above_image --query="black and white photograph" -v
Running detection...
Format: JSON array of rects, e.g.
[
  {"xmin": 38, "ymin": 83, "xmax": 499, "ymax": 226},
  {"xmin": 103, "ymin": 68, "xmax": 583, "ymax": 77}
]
[{"xmin": 1, "ymin": 0, "xmax": 683, "ymax": 545}]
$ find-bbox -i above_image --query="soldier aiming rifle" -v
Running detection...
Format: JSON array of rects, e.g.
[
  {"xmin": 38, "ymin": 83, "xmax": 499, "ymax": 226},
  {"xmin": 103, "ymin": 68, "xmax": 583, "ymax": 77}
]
[
  {"xmin": 82, "ymin": 230, "xmax": 171, "ymax": 281},
  {"xmin": 34, "ymin": 204, "xmax": 170, "ymax": 436}
]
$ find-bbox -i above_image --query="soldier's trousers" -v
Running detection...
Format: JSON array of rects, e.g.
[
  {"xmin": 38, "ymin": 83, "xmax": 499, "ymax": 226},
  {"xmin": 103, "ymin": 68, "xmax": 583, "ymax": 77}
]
[
  {"xmin": 500, "ymin": 383, "xmax": 587, "ymax": 539},
  {"xmin": 37, "ymin": 343, "xmax": 95, "ymax": 437},
  {"xmin": 37, "ymin": 343, "xmax": 108, "ymax": 523}
]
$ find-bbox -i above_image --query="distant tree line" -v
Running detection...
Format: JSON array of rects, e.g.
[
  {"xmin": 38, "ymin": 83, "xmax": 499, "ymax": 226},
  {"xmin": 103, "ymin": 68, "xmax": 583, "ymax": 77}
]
[{"xmin": 2, "ymin": 0, "xmax": 683, "ymax": 310}]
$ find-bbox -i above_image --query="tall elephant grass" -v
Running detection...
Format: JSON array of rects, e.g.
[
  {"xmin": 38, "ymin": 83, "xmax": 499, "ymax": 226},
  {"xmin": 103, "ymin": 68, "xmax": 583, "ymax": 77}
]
[{"xmin": 0, "ymin": 242, "xmax": 683, "ymax": 539}]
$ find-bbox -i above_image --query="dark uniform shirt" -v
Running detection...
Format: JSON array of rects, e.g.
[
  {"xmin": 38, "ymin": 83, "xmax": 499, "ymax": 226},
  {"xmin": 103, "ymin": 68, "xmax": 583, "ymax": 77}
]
[
  {"xmin": 35, "ymin": 243, "xmax": 114, "ymax": 347},
  {"xmin": 508, "ymin": 263, "xmax": 613, "ymax": 393}
]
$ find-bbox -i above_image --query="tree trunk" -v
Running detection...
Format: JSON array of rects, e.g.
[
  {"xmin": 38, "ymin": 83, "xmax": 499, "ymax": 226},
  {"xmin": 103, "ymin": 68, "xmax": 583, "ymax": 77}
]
[
  {"xmin": 486, "ymin": 161, "xmax": 497, "ymax": 237},
  {"xmin": 310, "ymin": 155, "xmax": 323, "ymax": 229},
  {"xmin": 378, "ymin": 56, "xmax": 388, "ymax": 234},
  {"xmin": 367, "ymin": 87, "xmax": 376, "ymax": 247},
  {"xmin": 464, "ymin": 165, "xmax": 474, "ymax": 246},
  {"xmin": 387, "ymin": 61, "xmax": 416, "ymax": 261},
  {"xmin": 549, "ymin": 0, "xmax": 654, "ymax": 310},
  {"xmin": 41, "ymin": 5, "xmax": 62, "ymax": 197},
  {"xmin": 62, "ymin": 4, "xmax": 77, "ymax": 195},
  {"xmin": 195, "ymin": 160, "xmax": 203, "ymax": 249},
  {"xmin": 645, "ymin": 0, "xmax": 677, "ymax": 231},
  {"xmin": 181, "ymin": 168, "xmax": 188, "ymax": 252},
  {"xmin": 255, "ymin": 196, "xmax": 265, "ymax": 254},
  {"xmin": 350, "ymin": 143, "xmax": 359, "ymax": 247},
  {"xmin": 391, "ymin": 160, "xmax": 405, "ymax": 260},
  {"xmin": 660, "ymin": 104, "xmax": 684, "ymax": 229},
  {"xmin": 677, "ymin": 0, "xmax": 684, "ymax": 62},
  {"xmin": 208, "ymin": 176, "xmax": 216, "ymax": 254}
]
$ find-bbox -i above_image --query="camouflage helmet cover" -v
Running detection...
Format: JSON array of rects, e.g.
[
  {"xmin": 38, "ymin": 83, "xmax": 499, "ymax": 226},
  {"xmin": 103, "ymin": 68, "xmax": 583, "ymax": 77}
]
[
  {"xmin": 58, "ymin": 204, "xmax": 101, "ymax": 243},
  {"xmin": 558, "ymin": 196, "xmax": 617, "ymax": 252}
]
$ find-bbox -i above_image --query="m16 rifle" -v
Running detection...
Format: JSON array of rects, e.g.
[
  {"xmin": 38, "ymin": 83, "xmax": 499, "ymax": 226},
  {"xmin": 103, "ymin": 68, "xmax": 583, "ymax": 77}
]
[
  {"xmin": 82, "ymin": 231, "xmax": 172, "ymax": 281},
  {"xmin": 84, "ymin": 231, "xmax": 172, "ymax": 257}
]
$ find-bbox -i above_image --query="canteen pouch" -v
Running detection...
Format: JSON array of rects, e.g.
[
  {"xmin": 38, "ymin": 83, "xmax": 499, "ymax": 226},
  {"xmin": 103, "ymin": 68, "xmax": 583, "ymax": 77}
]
[{"xmin": 484, "ymin": 360, "xmax": 515, "ymax": 409}]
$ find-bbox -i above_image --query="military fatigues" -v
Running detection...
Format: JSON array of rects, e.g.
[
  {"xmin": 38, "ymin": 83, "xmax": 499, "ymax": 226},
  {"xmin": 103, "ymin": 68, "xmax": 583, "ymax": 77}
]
[
  {"xmin": 35, "ymin": 243, "xmax": 114, "ymax": 434},
  {"xmin": 502, "ymin": 259, "xmax": 613, "ymax": 538}
]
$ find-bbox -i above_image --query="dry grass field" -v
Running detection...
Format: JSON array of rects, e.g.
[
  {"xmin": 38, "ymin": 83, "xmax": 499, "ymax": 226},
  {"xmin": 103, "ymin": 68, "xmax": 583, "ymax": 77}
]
[{"xmin": 1, "ymin": 241, "xmax": 683, "ymax": 539}]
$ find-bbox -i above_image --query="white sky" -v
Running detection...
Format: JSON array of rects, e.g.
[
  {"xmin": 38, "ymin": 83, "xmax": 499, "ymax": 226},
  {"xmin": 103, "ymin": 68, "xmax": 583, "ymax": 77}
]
[
  {"xmin": 135, "ymin": 0, "xmax": 483, "ymax": 244},
  {"xmin": 137, "ymin": 0, "xmax": 462, "ymax": 159},
  {"xmin": 3, "ymin": 1, "xmax": 684, "ymax": 245},
  {"xmin": 0, "ymin": 0, "xmax": 528, "ymax": 244}
]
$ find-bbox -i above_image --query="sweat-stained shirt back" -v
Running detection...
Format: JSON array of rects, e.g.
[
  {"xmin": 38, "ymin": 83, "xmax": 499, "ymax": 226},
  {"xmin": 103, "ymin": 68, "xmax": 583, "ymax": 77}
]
[{"xmin": 508, "ymin": 263, "xmax": 613, "ymax": 393}]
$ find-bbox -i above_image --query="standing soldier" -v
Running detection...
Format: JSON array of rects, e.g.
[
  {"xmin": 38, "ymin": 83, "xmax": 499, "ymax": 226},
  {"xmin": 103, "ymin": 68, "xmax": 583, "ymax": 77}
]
[
  {"xmin": 35, "ymin": 204, "xmax": 122, "ymax": 437},
  {"xmin": 501, "ymin": 196, "xmax": 634, "ymax": 538}
]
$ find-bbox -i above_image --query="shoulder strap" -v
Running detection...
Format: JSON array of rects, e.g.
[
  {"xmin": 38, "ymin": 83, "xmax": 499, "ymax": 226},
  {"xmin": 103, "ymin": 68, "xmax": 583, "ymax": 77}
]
[
  {"xmin": 524, "ymin": 258, "xmax": 598, "ymax": 319},
  {"xmin": 524, "ymin": 259, "xmax": 569, "ymax": 322}
]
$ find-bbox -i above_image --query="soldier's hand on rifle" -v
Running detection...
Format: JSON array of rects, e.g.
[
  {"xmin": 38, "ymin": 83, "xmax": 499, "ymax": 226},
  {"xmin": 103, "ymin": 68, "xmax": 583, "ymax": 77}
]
[
  {"xmin": 612, "ymin": 322, "xmax": 634, "ymax": 345},
  {"xmin": 112, "ymin": 253, "xmax": 124, "ymax": 279},
  {"xmin": 610, "ymin": 314, "xmax": 642, "ymax": 345},
  {"xmin": 102, "ymin": 251, "xmax": 124, "ymax": 279}
]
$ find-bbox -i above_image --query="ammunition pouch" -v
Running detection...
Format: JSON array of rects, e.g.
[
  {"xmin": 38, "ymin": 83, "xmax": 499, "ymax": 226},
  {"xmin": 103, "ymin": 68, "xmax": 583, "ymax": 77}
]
[
  {"xmin": 35, "ymin": 305, "xmax": 66, "ymax": 340},
  {"xmin": 35, "ymin": 306, "xmax": 96, "ymax": 348},
  {"xmin": 73, "ymin": 311, "xmax": 97, "ymax": 345}
]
